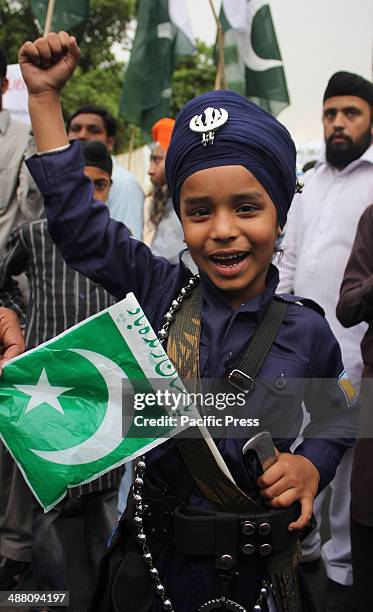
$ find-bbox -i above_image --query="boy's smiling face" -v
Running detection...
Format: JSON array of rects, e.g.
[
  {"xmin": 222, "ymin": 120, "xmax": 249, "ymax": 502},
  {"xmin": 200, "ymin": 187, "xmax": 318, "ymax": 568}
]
[{"xmin": 180, "ymin": 165, "xmax": 280, "ymax": 308}]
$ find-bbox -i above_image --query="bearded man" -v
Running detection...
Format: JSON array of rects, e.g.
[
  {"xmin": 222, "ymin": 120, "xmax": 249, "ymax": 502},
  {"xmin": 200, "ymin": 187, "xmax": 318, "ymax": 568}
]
[{"xmin": 278, "ymin": 70, "xmax": 373, "ymax": 611}]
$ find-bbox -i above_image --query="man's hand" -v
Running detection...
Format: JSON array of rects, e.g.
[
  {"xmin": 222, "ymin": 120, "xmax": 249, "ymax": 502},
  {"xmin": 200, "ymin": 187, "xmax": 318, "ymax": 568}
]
[
  {"xmin": 19, "ymin": 31, "xmax": 80, "ymax": 96},
  {"xmin": 0, "ymin": 308, "xmax": 25, "ymax": 371},
  {"xmin": 257, "ymin": 452, "xmax": 320, "ymax": 531}
]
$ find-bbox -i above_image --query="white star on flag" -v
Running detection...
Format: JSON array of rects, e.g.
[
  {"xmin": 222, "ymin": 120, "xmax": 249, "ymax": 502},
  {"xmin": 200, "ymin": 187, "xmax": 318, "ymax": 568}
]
[{"xmin": 15, "ymin": 368, "xmax": 73, "ymax": 415}]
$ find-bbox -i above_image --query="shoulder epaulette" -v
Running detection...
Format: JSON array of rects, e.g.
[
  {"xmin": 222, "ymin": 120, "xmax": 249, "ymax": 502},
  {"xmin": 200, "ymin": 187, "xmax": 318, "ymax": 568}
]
[{"xmin": 276, "ymin": 294, "xmax": 325, "ymax": 317}]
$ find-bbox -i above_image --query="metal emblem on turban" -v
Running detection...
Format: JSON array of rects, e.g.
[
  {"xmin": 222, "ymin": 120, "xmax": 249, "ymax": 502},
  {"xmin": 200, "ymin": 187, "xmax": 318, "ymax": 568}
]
[{"xmin": 189, "ymin": 106, "xmax": 228, "ymax": 147}]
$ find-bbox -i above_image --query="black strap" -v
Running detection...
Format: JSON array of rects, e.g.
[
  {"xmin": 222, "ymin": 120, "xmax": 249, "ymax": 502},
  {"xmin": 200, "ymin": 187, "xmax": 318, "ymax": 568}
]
[
  {"xmin": 228, "ymin": 299, "xmax": 288, "ymax": 393},
  {"xmin": 168, "ymin": 285, "xmax": 261, "ymax": 511}
]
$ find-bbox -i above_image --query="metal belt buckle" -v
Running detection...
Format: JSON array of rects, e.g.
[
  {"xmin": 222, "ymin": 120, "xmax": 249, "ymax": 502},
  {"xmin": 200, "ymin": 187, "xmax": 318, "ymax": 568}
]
[
  {"xmin": 227, "ymin": 369, "xmax": 255, "ymax": 394},
  {"xmin": 198, "ymin": 597, "xmax": 247, "ymax": 611}
]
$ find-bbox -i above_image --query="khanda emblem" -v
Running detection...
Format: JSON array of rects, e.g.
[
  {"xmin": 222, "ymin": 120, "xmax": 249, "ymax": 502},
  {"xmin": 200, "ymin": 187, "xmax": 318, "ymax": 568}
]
[{"xmin": 189, "ymin": 106, "xmax": 229, "ymax": 147}]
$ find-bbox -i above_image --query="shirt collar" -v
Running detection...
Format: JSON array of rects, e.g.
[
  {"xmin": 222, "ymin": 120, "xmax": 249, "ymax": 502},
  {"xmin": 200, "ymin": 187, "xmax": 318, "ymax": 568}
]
[
  {"xmin": 200, "ymin": 264, "xmax": 279, "ymax": 315},
  {"xmin": 0, "ymin": 109, "xmax": 10, "ymax": 134},
  {"xmin": 315, "ymin": 143, "xmax": 373, "ymax": 173}
]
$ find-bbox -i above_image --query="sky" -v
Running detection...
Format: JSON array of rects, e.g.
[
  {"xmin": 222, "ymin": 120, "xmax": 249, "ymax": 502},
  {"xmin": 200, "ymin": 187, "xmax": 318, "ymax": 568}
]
[{"xmin": 185, "ymin": 0, "xmax": 373, "ymax": 143}]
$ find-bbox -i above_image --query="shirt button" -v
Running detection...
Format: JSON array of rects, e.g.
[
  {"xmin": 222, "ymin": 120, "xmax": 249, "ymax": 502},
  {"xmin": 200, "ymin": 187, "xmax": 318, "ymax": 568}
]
[{"xmin": 275, "ymin": 374, "xmax": 287, "ymax": 390}]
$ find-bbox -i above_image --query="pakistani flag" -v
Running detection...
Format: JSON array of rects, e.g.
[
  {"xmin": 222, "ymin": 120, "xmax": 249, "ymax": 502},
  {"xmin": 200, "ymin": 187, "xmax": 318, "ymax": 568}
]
[
  {"xmin": 220, "ymin": 0, "xmax": 289, "ymax": 116},
  {"xmin": 30, "ymin": 0, "xmax": 90, "ymax": 36},
  {"xmin": 0, "ymin": 294, "xmax": 195, "ymax": 510},
  {"xmin": 120, "ymin": 0, "xmax": 195, "ymax": 136}
]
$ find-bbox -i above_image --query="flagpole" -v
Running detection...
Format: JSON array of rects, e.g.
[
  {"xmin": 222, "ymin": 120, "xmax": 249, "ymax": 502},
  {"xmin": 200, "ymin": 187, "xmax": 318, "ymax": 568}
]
[
  {"xmin": 208, "ymin": 0, "xmax": 227, "ymax": 90},
  {"xmin": 43, "ymin": 0, "xmax": 56, "ymax": 37}
]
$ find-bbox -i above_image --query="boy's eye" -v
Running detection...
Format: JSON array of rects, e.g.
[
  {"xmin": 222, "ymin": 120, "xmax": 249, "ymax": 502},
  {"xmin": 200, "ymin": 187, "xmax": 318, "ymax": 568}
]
[
  {"xmin": 190, "ymin": 208, "xmax": 210, "ymax": 217},
  {"xmin": 237, "ymin": 204, "xmax": 257, "ymax": 213}
]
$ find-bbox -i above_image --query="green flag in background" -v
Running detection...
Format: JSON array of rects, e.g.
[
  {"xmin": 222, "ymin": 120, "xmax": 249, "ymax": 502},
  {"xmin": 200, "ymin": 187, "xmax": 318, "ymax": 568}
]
[
  {"xmin": 0, "ymin": 294, "xmax": 195, "ymax": 510},
  {"xmin": 220, "ymin": 0, "xmax": 289, "ymax": 116},
  {"xmin": 30, "ymin": 0, "xmax": 90, "ymax": 35},
  {"xmin": 120, "ymin": 0, "xmax": 195, "ymax": 136}
]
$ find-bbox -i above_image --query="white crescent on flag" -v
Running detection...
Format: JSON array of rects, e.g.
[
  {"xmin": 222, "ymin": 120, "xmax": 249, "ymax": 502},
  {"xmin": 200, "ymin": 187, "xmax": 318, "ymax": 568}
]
[
  {"xmin": 29, "ymin": 349, "xmax": 128, "ymax": 465},
  {"xmin": 223, "ymin": 0, "xmax": 283, "ymax": 72}
]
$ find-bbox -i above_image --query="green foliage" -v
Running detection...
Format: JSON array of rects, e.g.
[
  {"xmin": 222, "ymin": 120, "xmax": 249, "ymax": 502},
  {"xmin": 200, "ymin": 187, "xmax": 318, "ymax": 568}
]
[
  {"xmin": 60, "ymin": 65, "xmax": 122, "ymax": 118},
  {"xmin": 0, "ymin": 1, "xmax": 39, "ymax": 64},
  {"xmin": 171, "ymin": 41, "xmax": 216, "ymax": 115},
  {"xmin": 77, "ymin": 0, "xmax": 136, "ymax": 71}
]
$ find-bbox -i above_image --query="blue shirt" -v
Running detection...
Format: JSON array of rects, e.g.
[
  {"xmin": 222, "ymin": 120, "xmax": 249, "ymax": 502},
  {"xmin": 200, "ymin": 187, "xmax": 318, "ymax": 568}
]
[
  {"xmin": 107, "ymin": 157, "xmax": 144, "ymax": 239},
  {"xmin": 26, "ymin": 141, "xmax": 358, "ymax": 609}
]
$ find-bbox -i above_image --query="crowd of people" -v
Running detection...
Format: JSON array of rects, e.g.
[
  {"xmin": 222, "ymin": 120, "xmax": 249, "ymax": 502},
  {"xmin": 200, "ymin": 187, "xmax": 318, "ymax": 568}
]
[{"xmin": 0, "ymin": 30, "xmax": 372, "ymax": 612}]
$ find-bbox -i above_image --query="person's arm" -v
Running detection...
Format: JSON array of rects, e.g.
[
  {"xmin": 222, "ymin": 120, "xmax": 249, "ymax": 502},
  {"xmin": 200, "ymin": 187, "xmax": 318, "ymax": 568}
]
[
  {"xmin": 259, "ymin": 311, "xmax": 358, "ymax": 531},
  {"xmin": 0, "ymin": 308, "xmax": 25, "ymax": 369},
  {"xmin": 17, "ymin": 133, "xmax": 44, "ymax": 220},
  {"xmin": 337, "ymin": 205, "xmax": 373, "ymax": 328},
  {"xmin": 277, "ymin": 199, "xmax": 299, "ymax": 294},
  {"xmin": 293, "ymin": 316, "xmax": 358, "ymax": 490},
  {"xmin": 18, "ymin": 33, "xmax": 73, "ymax": 152},
  {"xmin": 0, "ymin": 227, "xmax": 28, "ymax": 323}
]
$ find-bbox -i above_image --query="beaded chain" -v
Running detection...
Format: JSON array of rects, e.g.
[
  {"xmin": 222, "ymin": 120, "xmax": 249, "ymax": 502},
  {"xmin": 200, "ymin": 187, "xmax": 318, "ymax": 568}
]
[
  {"xmin": 157, "ymin": 273, "xmax": 200, "ymax": 343},
  {"xmin": 131, "ymin": 274, "xmax": 273, "ymax": 612}
]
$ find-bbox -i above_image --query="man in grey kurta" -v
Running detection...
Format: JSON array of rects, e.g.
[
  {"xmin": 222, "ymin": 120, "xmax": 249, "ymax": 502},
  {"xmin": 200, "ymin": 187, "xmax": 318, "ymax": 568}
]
[{"xmin": 0, "ymin": 54, "xmax": 42, "ymax": 254}]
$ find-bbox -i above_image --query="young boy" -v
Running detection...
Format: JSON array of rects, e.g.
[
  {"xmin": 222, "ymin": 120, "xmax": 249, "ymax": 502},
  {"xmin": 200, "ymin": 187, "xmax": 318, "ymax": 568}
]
[{"xmin": 18, "ymin": 33, "xmax": 358, "ymax": 611}]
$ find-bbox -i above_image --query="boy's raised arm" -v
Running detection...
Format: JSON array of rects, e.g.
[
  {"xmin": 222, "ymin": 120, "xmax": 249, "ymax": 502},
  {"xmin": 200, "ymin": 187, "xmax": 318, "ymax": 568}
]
[
  {"xmin": 18, "ymin": 33, "xmax": 180, "ymax": 306},
  {"xmin": 19, "ymin": 32, "xmax": 79, "ymax": 152}
]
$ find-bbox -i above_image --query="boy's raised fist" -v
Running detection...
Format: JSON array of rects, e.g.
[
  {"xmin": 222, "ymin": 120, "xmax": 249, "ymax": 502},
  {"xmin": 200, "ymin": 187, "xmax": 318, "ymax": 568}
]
[{"xmin": 19, "ymin": 31, "xmax": 80, "ymax": 96}]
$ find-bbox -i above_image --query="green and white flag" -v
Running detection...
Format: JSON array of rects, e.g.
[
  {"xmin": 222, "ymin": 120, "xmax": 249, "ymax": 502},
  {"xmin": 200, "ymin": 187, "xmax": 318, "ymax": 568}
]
[
  {"xmin": 220, "ymin": 0, "xmax": 289, "ymax": 116},
  {"xmin": 120, "ymin": 0, "xmax": 195, "ymax": 136},
  {"xmin": 30, "ymin": 0, "xmax": 90, "ymax": 35},
  {"xmin": 0, "ymin": 294, "xmax": 197, "ymax": 511}
]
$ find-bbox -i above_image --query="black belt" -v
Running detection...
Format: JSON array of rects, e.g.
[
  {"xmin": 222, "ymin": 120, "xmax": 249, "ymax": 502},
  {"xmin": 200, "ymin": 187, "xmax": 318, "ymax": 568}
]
[{"xmin": 146, "ymin": 501, "xmax": 301, "ymax": 560}]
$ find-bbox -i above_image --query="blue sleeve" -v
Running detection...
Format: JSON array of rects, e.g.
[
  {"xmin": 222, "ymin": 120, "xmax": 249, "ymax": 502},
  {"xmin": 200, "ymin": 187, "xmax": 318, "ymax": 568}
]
[
  {"xmin": 294, "ymin": 314, "xmax": 358, "ymax": 491},
  {"xmin": 25, "ymin": 142, "xmax": 183, "ymax": 313},
  {"xmin": 107, "ymin": 164, "xmax": 144, "ymax": 240}
]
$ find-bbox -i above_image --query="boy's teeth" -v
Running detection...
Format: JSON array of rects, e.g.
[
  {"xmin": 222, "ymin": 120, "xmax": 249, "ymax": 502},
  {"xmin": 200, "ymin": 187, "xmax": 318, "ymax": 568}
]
[
  {"xmin": 211, "ymin": 252, "xmax": 247, "ymax": 267},
  {"xmin": 214, "ymin": 253, "xmax": 242, "ymax": 260}
]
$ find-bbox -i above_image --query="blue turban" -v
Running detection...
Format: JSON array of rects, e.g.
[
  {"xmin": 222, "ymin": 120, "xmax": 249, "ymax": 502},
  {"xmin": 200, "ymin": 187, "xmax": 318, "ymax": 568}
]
[{"xmin": 165, "ymin": 90, "xmax": 296, "ymax": 228}]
